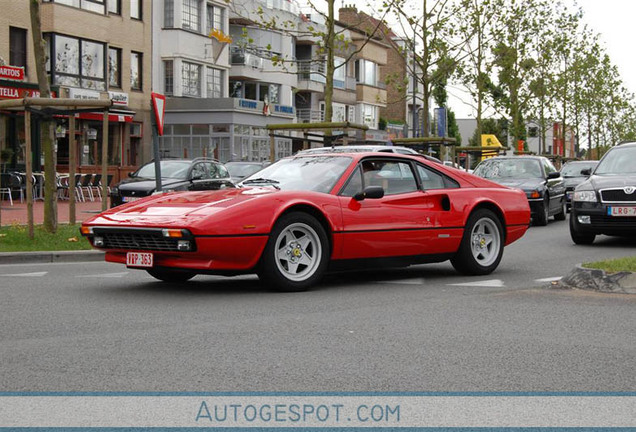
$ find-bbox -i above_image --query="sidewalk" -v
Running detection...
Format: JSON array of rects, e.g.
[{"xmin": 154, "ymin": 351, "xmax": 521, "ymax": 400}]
[{"xmin": 0, "ymin": 199, "xmax": 105, "ymax": 226}]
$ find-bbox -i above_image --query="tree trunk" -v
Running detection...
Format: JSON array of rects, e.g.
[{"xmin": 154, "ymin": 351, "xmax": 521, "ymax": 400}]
[{"xmin": 30, "ymin": 0, "xmax": 57, "ymax": 232}]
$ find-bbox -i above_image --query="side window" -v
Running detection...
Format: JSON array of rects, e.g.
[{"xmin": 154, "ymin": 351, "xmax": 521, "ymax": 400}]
[
  {"xmin": 366, "ymin": 160, "xmax": 417, "ymax": 195},
  {"xmin": 543, "ymin": 159, "xmax": 556, "ymax": 175},
  {"xmin": 207, "ymin": 162, "xmax": 226, "ymax": 179},
  {"xmin": 416, "ymin": 164, "xmax": 447, "ymax": 190},
  {"xmin": 191, "ymin": 163, "xmax": 207, "ymax": 180},
  {"xmin": 340, "ymin": 166, "xmax": 363, "ymax": 197}
]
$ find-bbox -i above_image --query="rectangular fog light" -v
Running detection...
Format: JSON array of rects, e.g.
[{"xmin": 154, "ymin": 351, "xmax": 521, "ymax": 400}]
[
  {"xmin": 177, "ymin": 240, "xmax": 191, "ymax": 251},
  {"xmin": 577, "ymin": 215, "xmax": 591, "ymax": 224}
]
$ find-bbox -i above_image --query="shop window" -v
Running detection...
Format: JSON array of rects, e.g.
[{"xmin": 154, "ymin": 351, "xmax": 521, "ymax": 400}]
[
  {"xmin": 9, "ymin": 27, "xmax": 27, "ymax": 74},
  {"xmin": 130, "ymin": 51, "xmax": 142, "ymax": 90},
  {"xmin": 130, "ymin": 0, "xmax": 141, "ymax": 19},
  {"xmin": 108, "ymin": 47, "xmax": 121, "ymax": 88}
]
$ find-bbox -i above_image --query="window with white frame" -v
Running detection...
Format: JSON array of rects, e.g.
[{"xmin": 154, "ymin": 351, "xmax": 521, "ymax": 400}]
[
  {"xmin": 334, "ymin": 57, "xmax": 345, "ymax": 88},
  {"xmin": 359, "ymin": 103, "xmax": 378, "ymax": 129},
  {"xmin": 48, "ymin": 0, "xmax": 106, "ymax": 14},
  {"xmin": 355, "ymin": 59, "xmax": 377, "ymax": 86},
  {"xmin": 206, "ymin": 67, "xmax": 223, "ymax": 98},
  {"xmin": 130, "ymin": 0, "xmax": 141, "ymax": 19},
  {"xmin": 182, "ymin": 0, "xmax": 201, "ymax": 32},
  {"xmin": 182, "ymin": 61, "xmax": 201, "ymax": 97},
  {"xmin": 164, "ymin": 60, "xmax": 174, "ymax": 95},
  {"xmin": 206, "ymin": 3, "xmax": 224, "ymax": 34},
  {"xmin": 130, "ymin": 51, "xmax": 142, "ymax": 90}
]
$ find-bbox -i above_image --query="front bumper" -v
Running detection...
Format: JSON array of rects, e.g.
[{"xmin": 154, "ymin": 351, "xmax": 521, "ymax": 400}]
[{"xmin": 570, "ymin": 201, "xmax": 636, "ymax": 236}]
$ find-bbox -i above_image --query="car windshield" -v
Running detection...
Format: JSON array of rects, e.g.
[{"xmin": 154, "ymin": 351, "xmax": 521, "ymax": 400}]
[
  {"xmin": 226, "ymin": 163, "xmax": 264, "ymax": 178},
  {"xmin": 595, "ymin": 146, "xmax": 636, "ymax": 175},
  {"xmin": 474, "ymin": 158, "xmax": 543, "ymax": 179},
  {"xmin": 561, "ymin": 162, "xmax": 597, "ymax": 177},
  {"xmin": 240, "ymin": 156, "xmax": 352, "ymax": 193},
  {"xmin": 134, "ymin": 161, "xmax": 191, "ymax": 179}
]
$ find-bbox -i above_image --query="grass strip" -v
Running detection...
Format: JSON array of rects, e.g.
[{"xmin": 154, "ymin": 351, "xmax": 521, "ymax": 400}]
[
  {"xmin": 0, "ymin": 223, "xmax": 92, "ymax": 252},
  {"xmin": 582, "ymin": 256, "xmax": 636, "ymax": 273}
]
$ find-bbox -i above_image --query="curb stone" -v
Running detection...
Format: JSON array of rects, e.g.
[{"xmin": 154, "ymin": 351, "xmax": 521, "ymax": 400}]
[
  {"xmin": 560, "ymin": 264, "xmax": 636, "ymax": 294},
  {"xmin": 0, "ymin": 250, "xmax": 105, "ymax": 265}
]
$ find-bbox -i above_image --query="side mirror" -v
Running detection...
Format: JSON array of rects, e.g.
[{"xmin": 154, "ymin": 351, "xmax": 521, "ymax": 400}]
[
  {"xmin": 353, "ymin": 185, "xmax": 384, "ymax": 201},
  {"xmin": 128, "ymin": 172, "xmax": 134, "ymax": 178},
  {"xmin": 580, "ymin": 168, "xmax": 592, "ymax": 176},
  {"xmin": 547, "ymin": 171, "xmax": 561, "ymax": 179}
]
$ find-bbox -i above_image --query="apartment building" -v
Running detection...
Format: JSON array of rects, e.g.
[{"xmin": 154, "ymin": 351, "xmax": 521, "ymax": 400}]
[
  {"xmin": 153, "ymin": 0, "xmax": 296, "ymax": 162},
  {"xmin": 0, "ymin": 0, "xmax": 152, "ymax": 175}
]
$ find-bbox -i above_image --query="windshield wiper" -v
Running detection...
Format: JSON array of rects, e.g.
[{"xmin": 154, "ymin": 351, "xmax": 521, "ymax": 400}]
[{"xmin": 241, "ymin": 178, "xmax": 281, "ymax": 189}]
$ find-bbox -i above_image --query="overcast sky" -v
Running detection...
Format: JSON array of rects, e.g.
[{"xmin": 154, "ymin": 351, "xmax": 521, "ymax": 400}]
[{"xmin": 447, "ymin": 0, "xmax": 635, "ymax": 118}]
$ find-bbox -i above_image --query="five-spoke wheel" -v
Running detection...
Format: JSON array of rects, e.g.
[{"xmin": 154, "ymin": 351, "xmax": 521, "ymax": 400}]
[{"xmin": 451, "ymin": 209, "xmax": 504, "ymax": 275}]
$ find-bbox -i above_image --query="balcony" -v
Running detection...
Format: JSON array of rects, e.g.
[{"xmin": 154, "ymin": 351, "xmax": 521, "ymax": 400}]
[{"xmin": 296, "ymin": 109, "xmax": 324, "ymax": 123}]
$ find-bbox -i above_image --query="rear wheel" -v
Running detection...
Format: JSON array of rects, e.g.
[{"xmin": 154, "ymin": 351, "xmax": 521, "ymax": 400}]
[
  {"xmin": 451, "ymin": 209, "xmax": 504, "ymax": 275},
  {"xmin": 258, "ymin": 212, "xmax": 329, "ymax": 292},
  {"xmin": 147, "ymin": 268, "xmax": 196, "ymax": 282}
]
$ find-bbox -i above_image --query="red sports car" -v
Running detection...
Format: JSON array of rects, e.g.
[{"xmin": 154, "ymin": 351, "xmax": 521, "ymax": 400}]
[{"xmin": 81, "ymin": 152, "xmax": 530, "ymax": 291}]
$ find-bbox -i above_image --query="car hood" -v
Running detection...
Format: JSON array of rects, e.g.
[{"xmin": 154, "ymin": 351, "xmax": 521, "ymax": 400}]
[
  {"xmin": 485, "ymin": 177, "xmax": 544, "ymax": 190},
  {"xmin": 562, "ymin": 176, "xmax": 587, "ymax": 189},
  {"xmin": 117, "ymin": 177, "xmax": 185, "ymax": 193},
  {"xmin": 581, "ymin": 174, "xmax": 636, "ymax": 190},
  {"xmin": 85, "ymin": 186, "xmax": 278, "ymax": 227}
]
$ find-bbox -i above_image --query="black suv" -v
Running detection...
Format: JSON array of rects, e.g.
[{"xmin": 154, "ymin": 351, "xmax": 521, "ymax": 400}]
[
  {"xmin": 570, "ymin": 141, "xmax": 636, "ymax": 244},
  {"xmin": 110, "ymin": 158, "xmax": 233, "ymax": 207}
]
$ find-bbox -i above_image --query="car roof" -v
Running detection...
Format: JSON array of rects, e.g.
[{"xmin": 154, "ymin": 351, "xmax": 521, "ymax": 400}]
[{"xmin": 298, "ymin": 145, "xmax": 418, "ymax": 154}]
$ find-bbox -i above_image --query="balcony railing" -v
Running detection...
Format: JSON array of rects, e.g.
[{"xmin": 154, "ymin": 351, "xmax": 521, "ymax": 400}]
[
  {"xmin": 297, "ymin": 60, "xmax": 326, "ymax": 83},
  {"xmin": 296, "ymin": 109, "xmax": 324, "ymax": 123}
]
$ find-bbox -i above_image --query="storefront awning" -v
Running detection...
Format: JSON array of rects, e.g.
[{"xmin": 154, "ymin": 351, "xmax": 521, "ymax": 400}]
[{"xmin": 77, "ymin": 111, "xmax": 134, "ymax": 123}]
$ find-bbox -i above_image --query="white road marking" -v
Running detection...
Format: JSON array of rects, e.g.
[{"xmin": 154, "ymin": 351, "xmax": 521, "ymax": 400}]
[
  {"xmin": 447, "ymin": 279, "xmax": 505, "ymax": 287},
  {"xmin": 376, "ymin": 278, "xmax": 427, "ymax": 285},
  {"xmin": 2, "ymin": 271, "xmax": 48, "ymax": 277},
  {"xmin": 75, "ymin": 272, "xmax": 129, "ymax": 278},
  {"xmin": 535, "ymin": 277, "xmax": 562, "ymax": 282}
]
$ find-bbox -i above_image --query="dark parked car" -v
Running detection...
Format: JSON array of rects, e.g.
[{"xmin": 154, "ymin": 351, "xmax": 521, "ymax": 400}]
[
  {"xmin": 570, "ymin": 141, "xmax": 636, "ymax": 244},
  {"xmin": 473, "ymin": 156, "xmax": 566, "ymax": 226},
  {"xmin": 560, "ymin": 160, "xmax": 598, "ymax": 212},
  {"xmin": 224, "ymin": 161, "xmax": 270, "ymax": 182},
  {"xmin": 110, "ymin": 158, "xmax": 233, "ymax": 207}
]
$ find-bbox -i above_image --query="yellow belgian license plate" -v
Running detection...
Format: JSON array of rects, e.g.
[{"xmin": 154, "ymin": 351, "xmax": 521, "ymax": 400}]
[
  {"xmin": 608, "ymin": 206, "xmax": 636, "ymax": 217},
  {"xmin": 126, "ymin": 252, "xmax": 153, "ymax": 268}
]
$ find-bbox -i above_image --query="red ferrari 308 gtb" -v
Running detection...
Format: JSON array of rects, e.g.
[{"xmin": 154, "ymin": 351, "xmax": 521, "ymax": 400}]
[{"xmin": 81, "ymin": 152, "xmax": 530, "ymax": 291}]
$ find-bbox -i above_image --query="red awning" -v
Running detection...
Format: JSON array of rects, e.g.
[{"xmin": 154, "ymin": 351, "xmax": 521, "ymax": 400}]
[{"xmin": 77, "ymin": 112, "xmax": 134, "ymax": 123}]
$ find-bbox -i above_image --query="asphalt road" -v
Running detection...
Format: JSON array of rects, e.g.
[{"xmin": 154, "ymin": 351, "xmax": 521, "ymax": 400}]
[{"xmin": 1, "ymin": 216, "xmax": 635, "ymax": 392}]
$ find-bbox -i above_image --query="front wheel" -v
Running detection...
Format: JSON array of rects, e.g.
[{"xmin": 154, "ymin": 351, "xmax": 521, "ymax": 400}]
[
  {"xmin": 534, "ymin": 197, "xmax": 549, "ymax": 226},
  {"xmin": 257, "ymin": 212, "xmax": 329, "ymax": 292},
  {"xmin": 569, "ymin": 213, "xmax": 595, "ymax": 245},
  {"xmin": 554, "ymin": 196, "xmax": 567, "ymax": 221},
  {"xmin": 451, "ymin": 209, "xmax": 504, "ymax": 275},
  {"xmin": 147, "ymin": 268, "xmax": 196, "ymax": 282}
]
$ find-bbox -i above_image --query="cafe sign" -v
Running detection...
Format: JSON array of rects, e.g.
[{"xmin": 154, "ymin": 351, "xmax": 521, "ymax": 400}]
[{"xmin": 0, "ymin": 65, "xmax": 25, "ymax": 81}]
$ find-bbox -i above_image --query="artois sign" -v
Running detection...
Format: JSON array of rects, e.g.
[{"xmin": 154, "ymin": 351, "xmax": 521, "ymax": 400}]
[{"xmin": 0, "ymin": 65, "xmax": 25, "ymax": 81}]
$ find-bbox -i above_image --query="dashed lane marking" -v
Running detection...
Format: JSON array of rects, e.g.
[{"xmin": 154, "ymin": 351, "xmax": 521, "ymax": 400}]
[
  {"xmin": 447, "ymin": 279, "xmax": 505, "ymax": 287},
  {"xmin": 535, "ymin": 277, "xmax": 562, "ymax": 283},
  {"xmin": 75, "ymin": 272, "xmax": 130, "ymax": 278}
]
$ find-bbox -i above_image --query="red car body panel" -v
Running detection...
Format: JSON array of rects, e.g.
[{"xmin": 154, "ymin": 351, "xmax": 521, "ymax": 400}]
[{"xmin": 82, "ymin": 152, "xmax": 531, "ymax": 274}]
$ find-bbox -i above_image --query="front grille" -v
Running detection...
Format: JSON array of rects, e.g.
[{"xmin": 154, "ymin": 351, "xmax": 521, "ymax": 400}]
[
  {"xmin": 103, "ymin": 233, "xmax": 179, "ymax": 251},
  {"xmin": 91, "ymin": 228, "xmax": 194, "ymax": 252},
  {"xmin": 590, "ymin": 215, "xmax": 636, "ymax": 229},
  {"xmin": 600, "ymin": 188, "xmax": 636, "ymax": 203}
]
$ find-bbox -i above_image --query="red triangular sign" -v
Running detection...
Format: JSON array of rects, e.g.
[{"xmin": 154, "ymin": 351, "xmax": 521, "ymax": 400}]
[{"xmin": 151, "ymin": 92, "xmax": 166, "ymax": 136}]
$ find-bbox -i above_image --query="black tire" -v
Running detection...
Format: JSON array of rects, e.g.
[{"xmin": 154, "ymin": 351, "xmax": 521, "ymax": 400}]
[
  {"xmin": 257, "ymin": 212, "xmax": 329, "ymax": 292},
  {"xmin": 147, "ymin": 268, "xmax": 196, "ymax": 282},
  {"xmin": 451, "ymin": 208, "xmax": 504, "ymax": 275},
  {"xmin": 554, "ymin": 196, "xmax": 566, "ymax": 221},
  {"xmin": 569, "ymin": 213, "xmax": 595, "ymax": 245},
  {"xmin": 534, "ymin": 198, "xmax": 549, "ymax": 226}
]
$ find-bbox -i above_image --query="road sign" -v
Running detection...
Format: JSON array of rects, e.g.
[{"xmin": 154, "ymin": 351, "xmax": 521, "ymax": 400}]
[{"xmin": 151, "ymin": 92, "xmax": 166, "ymax": 136}]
